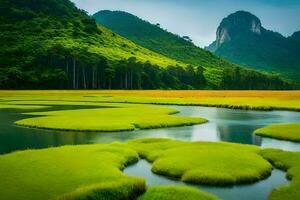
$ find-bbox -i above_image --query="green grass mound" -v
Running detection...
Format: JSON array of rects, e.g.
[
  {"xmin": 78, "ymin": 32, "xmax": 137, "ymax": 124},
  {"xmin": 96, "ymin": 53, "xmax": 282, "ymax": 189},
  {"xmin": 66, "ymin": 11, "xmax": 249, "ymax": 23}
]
[
  {"xmin": 260, "ymin": 149, "xmax": 300, "ymax": 200},
  {"xmin": 137, "ymin": 186, "xmax": 219, "ymax": 200},
  {"xmin": 0, "ymin": 143, "xmax": 146, "ymax": 200},
  {"xmin": 254, "ymin": 123, "xmax": 300, "ymax": 142},
  {"xmin": 15, "ymin": 104, "xmax": 207, "ymax": 132},
  {"xmin": 128, "ymin": 138, "xmax": 272, "ymax": 185},
  {"xmin": 58, "ymin": 180, "xmax": 145, "ymax": 200}
]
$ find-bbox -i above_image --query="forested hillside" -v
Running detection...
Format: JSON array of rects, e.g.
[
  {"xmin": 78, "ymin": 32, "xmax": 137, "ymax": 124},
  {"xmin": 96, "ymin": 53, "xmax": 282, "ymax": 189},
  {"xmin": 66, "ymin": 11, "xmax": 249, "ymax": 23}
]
[
  {"xmin": 93, "ymin": 10, "xmax": 230, "ymax": 68},
  {"xmin": 0, "ymin": 1, "xmax": 293, "ymax": 89},
  {"xmin": 207, "ymin": 11, "xmax": 300, "ymax": 81},
  {"xmin": 0, "ymin": 0, "xmax": 192, "ymax": 89},
  {"xmin": 93, "ymin": 10, "xmax": 293, "ymax": 89}
]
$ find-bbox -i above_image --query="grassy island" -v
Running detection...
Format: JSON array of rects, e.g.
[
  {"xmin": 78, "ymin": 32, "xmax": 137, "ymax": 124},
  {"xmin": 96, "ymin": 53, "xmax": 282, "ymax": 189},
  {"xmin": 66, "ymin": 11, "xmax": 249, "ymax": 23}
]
[
  {"xmin": 128, "ymin": 138, "xmax": 272, "ymax": 185},
  {"xmin": 14, "ymin": 103, "xmax": 207, "ymax": 132},
  {"xmin": 255, "ymin": 124, "xmax": 300, "ymax": 143}
]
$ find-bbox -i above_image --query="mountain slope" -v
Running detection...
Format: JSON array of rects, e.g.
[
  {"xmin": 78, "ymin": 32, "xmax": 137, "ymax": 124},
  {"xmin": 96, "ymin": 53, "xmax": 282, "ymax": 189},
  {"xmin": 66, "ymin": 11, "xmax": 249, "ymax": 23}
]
[
  {"xmin": 0, "ymin": 1, "xmax": 292, "ymax": 89},
  {"xmin": 207, "ymin": 11, "xmax": 300, "ymax": 81},
  {"xmin": 93, "ymin": 10, "xmax": 236, "ymax": 69},
  {"xmin": 0, "ymin": 0, "xmax": 182, "ymax": 68},
  {"xmin": 0, "ymin": 0, "xmax": 198, "ymax": 89},
  {"xmin": 93, "ymin": 10, "xmax": 295, "ymax": 88}
]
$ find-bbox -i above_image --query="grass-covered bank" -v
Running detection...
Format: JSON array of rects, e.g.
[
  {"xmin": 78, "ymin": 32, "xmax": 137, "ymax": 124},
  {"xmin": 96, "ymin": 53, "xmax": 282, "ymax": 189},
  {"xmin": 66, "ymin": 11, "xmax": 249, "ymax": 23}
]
[
  {"xmin": 127, "ymin": 138, "xmax": 272, "ymax": 186},
  {"xmin": 0, "ymin": 139, "xmax": 298, "ymax": 200},
  {"xmin": 14, "ymin": 103, "xmax": 207, "ymax": 132},
  {"xmin": 1, "ymin": 90, "xmax": 299, "ymax": 111},
  {"xmin": 254, "ymin": 124, "xmax": 300, "ymax": 143},
  {"xmin": 260, "ymin": 149, "xmax": 300, "ymax": 200},
  {"xmin": 0, "ymin": 143, "xmax": 146, "ymax": 200},
  {"xmin": 137, "ymin": 186, "xmax": 219, "ymax": 200}
]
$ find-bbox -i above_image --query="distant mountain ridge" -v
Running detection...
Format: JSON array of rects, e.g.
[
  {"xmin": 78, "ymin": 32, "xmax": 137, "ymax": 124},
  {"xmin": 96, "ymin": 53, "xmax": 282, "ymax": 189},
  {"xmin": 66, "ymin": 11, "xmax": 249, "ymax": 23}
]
[
  {"xmin": 93, "ymin": 10, "xmax": 234, "ymax": 68},
  {"xmin": 93, "ymin": 10, "xmax": 294, "ymax": 88},
  {"xmin": 207, "ymin": 11, "xmax": 300, "ymax": 81}
]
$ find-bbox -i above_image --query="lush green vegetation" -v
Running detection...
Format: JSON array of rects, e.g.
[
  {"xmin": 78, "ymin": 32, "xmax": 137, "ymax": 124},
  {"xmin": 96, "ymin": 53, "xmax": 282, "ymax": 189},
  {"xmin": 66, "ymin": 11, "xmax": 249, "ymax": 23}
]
[
  {"xmin": 137, "ymin": 186, "xmax": 219, "ymax": 200},
  {"xmin": 255, "ymin": 124, "xmax": 300, "ymax": 142},
  {"xmin": 260, "ymin": 149, "xmax": 300, "ymax": 200},
  {"xmin": 2, "ymin": 0, "xmax": 213, "ymax": 90},
  {"xmin": 15, "ymin": 103, "xmax": 207, "ymax": 132},
  {"xmin": 93, "ymin": 10, "xmax": 293, "ymax": 89},
  {"xmin": 128, "ymin": 138, "xmax": 272, "ymax": 185},
  {"xmin": 207, "ymin": 11, "xmax": 300, "ymax": 82},
  {"xmin": 0, "ymin": 143, "xmax": 146, "ymax": 200},
  {"xmin": 93, "ymin": 10, "xmax": 234, "ymax": 69},
  {"xmin": 0, "ymin": 1, "xmax": 292, "ymax": 90},
  {"xmin": 1, "ymin": 90, "xmax": 299, "ymax": 111}
]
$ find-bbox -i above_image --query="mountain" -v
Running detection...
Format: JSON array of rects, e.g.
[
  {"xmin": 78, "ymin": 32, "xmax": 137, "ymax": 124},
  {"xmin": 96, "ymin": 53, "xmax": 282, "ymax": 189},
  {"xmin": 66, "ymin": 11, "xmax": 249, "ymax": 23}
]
[
  {"xmin": 0, "ymin": 1, "xmax": 292, "ymax": 90},
  {"xmin": 0, "ymin": 0, "xmax": 193, "ymax": 89},
  {"xmin": 207, "ymin": 11, "xmax": 300, "ymax": 81},
  {"xmin": 93, "ymin": 10, "xmax": 295, "ymax": 89},
  {"xmin": 93, "ymin": 10, "xmax": 237, "ymax": 87},
  {"xmin": 93, "ymin": 11, "xmax": 230, "ymax": 68}
]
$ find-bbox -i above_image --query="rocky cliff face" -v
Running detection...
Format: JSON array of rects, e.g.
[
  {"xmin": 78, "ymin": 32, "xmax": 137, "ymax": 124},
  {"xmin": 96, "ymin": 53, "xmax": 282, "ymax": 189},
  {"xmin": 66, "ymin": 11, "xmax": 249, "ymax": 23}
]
[
  {"xmin": 206, "ymin": 10, "xmax": 300, "ymax": 81},
  {"xmin": 214, "ymin": 11, "xmax": 262, "ymax": 48}
]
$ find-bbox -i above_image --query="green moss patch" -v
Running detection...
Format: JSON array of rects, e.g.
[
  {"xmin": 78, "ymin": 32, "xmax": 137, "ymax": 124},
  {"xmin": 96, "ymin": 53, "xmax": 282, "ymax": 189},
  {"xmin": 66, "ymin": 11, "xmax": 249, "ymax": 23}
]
[
  {"xmin": 254, "ymin": 123, "xmax": 300, "ymax": 142},
  {"xmin": 0, "ymin": 143, "xmax": 145, "ymax": 200},
  {"xmin": 137, "ymin": 186, "xmax": 219, "ymax": 200},
  {"xmin": 15, "ymin": 104, "xmax": 207, "ymax": 132},
  {"xmin": 128, "ymin": 138, "xmax": 272, "ymax": 186},
  {"xmin": 260, "ymin": 149, "xmax": 300, "ymax": 200}
]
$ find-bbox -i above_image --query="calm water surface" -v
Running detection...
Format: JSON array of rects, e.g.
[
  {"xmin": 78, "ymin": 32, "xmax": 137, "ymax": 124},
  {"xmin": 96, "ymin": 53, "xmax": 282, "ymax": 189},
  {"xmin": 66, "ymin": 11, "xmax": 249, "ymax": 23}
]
[
  {"xmin": 1, "ymin": 104, "xmax": 299, "ymax": 200},
  {"xmin": 1, "ymin": 104, "xmax": 299, "ymax": 154}
]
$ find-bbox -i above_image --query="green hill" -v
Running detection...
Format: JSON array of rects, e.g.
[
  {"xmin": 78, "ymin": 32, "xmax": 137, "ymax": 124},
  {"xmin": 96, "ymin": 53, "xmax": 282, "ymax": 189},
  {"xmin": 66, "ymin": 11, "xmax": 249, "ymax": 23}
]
[
  {"xmin": 93, "ymin": 10, "xmax": 231, "ymax": 68},
  {"xmin": 207, "ymin": 11, "xmax": 300, "ymax": 81},
  {"xmin": 93, "ymin": 10, "xmax": 293, "ymax": 89},
  {"xmin": 0, "ymin": 0, "xmax": 192, "ymax": 89},
  {"xmin": 0, "ymin": 1, "xmax": 292, "ymax": 89}
]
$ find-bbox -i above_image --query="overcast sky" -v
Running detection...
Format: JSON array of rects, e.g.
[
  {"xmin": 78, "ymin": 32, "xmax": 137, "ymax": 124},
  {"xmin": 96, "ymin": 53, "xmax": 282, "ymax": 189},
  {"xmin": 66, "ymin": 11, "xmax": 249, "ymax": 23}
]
[{"xmin": 71, "ymin": 0, "xmax": 300, "ymax": 47}]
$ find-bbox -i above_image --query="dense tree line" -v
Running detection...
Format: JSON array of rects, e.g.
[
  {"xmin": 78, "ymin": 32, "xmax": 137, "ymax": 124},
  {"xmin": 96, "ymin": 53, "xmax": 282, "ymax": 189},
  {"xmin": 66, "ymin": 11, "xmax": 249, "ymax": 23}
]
[
  {"xmin": 0, "ymin": 43, "xmax": 290, "ymax": 90},
  {"xmin": 0, "ymin": 44, "xmax": 206, "ymax": 89},
  {"xmin": 221, "ymin": 67, "xmax": 290, "ymax": 90}
]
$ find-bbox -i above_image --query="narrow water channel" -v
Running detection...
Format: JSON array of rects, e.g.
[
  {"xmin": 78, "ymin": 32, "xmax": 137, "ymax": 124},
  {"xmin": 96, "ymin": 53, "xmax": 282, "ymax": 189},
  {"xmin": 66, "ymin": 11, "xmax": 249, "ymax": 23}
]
[{"xmin": 124, "ymin": 160, "xmax": 289, "ymax": 200}]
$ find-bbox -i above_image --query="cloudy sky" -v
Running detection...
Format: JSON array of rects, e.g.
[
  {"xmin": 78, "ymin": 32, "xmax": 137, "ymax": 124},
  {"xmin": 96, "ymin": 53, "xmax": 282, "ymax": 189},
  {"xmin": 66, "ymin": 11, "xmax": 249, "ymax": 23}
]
[{"xmin": 71, "ymin": 0, "xmax": 300, "ymax": 47}]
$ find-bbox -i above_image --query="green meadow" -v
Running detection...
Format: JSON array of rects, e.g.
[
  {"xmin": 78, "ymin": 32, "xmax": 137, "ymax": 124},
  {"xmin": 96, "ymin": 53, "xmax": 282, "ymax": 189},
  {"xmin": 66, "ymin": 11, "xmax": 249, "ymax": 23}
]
[
  {"xmin": 128, "ymin": 138, "xmax": 272, "ymax": 185},
  {"xmin": 0, "ymin": 90, "xmax": 299, "ymax": 111},
  {"xmin": 0, "ymin": 140, "xmax": 274, "ymax": 200},
  {"xmin": 0, "ymin": 90, "xmax": 300, "ymax": 200},
  {"xmin": 255, "ymin": 124, "xmax": 300, "ymax": 143},
  {"xmin": 2, "ymin": 139, "xmax": 300, "ymax": 200},
  {"xmin": 0, "ymin": 143, "xmax": 145, "ymax": 200}
]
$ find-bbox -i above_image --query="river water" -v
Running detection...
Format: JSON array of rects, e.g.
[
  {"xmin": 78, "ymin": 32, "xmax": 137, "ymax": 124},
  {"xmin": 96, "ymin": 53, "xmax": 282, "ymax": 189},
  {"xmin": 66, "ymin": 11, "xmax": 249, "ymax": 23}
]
[{"xmin": 0, "ymin": 104, "xmax": 299, "ymax": 200}]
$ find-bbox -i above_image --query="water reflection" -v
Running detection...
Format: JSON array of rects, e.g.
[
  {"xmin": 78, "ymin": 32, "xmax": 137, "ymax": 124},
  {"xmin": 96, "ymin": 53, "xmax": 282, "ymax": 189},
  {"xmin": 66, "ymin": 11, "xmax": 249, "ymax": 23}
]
[{"xmin": 0, "ymin": 105, "xmax": 300, "ymax": 154}]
